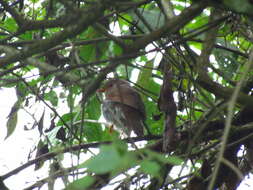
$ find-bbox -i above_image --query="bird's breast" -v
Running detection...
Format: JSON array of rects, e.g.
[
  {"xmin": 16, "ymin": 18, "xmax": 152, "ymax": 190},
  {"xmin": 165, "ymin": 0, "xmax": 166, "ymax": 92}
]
[{"xmin": 102, "ymin": 100, "xmax": 117, "ymax": 122}]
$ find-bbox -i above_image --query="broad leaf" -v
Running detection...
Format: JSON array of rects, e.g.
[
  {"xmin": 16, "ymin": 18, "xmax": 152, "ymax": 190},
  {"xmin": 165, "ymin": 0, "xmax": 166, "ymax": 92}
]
[
  {"xmin": 65, "ymin": 176, "xmax": 94, "ymax": 190},
  {"xmin": 5, "ymin": 98, "xmax": 23, "ymax": 139}
]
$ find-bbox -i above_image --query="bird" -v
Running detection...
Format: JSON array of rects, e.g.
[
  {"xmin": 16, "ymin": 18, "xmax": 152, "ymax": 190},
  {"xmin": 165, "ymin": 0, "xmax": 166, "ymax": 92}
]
[{"xmin": 98, "ymin": 78, "xmax": 147, "ymax": 137}]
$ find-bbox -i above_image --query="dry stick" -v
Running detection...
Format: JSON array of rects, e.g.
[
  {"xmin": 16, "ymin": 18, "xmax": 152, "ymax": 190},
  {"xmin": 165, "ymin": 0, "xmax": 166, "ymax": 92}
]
[
  {"xmin": 207, "ymin": 49, "xmax": 253, "ymax": 190},
  {"xmin": 159, "ymin": 67, "xmax": 177, "ymax": 152}
]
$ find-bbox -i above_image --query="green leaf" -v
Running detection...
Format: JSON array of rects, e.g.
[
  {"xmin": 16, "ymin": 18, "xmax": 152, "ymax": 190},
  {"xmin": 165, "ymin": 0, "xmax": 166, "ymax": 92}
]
[
  {"xmin": 0, "ymin": 75, "xmax": 18, "ymax": 88},
  {"xmin": 57, "ymin": 112, "xmax": 76, "ymax": 126},
  {"xmin": 16, "ymin": 82, "xmax": 28, "ymax": 98},
  {"xmin": 118, "ymin": 13, "xmax": 132, "ymax": 32},
  {"xmin": 136, "ymin": 59, "xmax": 161, "ymax": 134},
  {"xmin": 185, "ymin": 14, "xmax": 209, "ymax": 33},
  {"xmin": 44, "ymin": 90, "xmax": 58, "ymax": 106},
  {"xmin": 140, "ymin": 160, "xmax": 160, "ymax": 176},
  {"xmin": 213, "ymin": 40, "xmax": 240, "ymax": 79},
  {"xmin": 31, "ymin": 0, "xmax": 40, "ymax": 3},
  {"xmin": 20, "ymin": 31, "xmax": 33, "ymax": 41},
  {"xmin": 165, "ymin": 155, "xmax": 184, "ymax": 166},
  {"xmin": 65, "ymin": 176, "xmax": 94, "ymax": 190},
  {"xmin": 84, "ymin": 96, "xmax": 102, "ymax": 141},
  {"xmin": 37, "ymin": 110, "xmax": 45, "ymax": 136},
  {"xmin": 83, "ymin": 124, "xmax": 103, "ymax": 142},
  {"xmin": 67, "ymin": 88, "xmax": 75, "ymax": 110},
  {"xmin": 34, "ymin": 141, "xmax": 49, "ymax": 170},
  {"xmin": 79, "ymin": 27, "xmax": 109, "ymax": 62},
  {"xmin": 137, "ymin": 60, "xmax": 154, "ymax": 87},
  {"xmin": 80, "ymin": 43, "xmax": 96, "ymax": 62},
  {"xmin": 86, "ymin": 96, "xmax": 101, "ymax": 120},
  {"xmin": 85, "ymin": 145, "xmax": 122, "ymax": 174},
  {"xmin": 111, "ymin": 42, "xmax": 122, "ymax": 56},
  {"xmin": 81, "ymin": 141, "xmax": 136, "ymax": 175},
  {"xmin": 128, "ymin": 8, "xmax": 165, "ymax": 33},
  {"xmin": 223, "ymin": 0, "xmax": 253, "ymax": 14},
  {"xmin": 5, "ymin": 99, "xmax": 22, "ymax": 139},
  {"xmin": 143, "ymin": 149, "xmax": 183, "ymax": 166},
  {"xmin": 2, "ymin": 18, "xmax": 17, "ymax": 33},
  {"xmin": 5, "ymin": 109, "xmax": 18, "ymax": 140},
  {"xmin": 117, "ymin": 64, "xmax": 133, "ymax": 78}
]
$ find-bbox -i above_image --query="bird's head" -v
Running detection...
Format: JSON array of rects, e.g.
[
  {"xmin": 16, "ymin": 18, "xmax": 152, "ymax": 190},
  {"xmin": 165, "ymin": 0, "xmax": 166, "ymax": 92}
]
[{"xmin": 97, "ymin": 79, "xmax": 130, "ymax": 93}]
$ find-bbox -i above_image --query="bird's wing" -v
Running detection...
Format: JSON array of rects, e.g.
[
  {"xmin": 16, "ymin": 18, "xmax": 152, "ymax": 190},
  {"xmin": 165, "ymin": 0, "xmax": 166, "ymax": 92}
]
[
  {"xmin": 119, "ymin": 86, "xmax": 146, "ymax": 119},
  {"xmin": 121, "ymin": 104, "xmax": 144, "ymax": 136}
]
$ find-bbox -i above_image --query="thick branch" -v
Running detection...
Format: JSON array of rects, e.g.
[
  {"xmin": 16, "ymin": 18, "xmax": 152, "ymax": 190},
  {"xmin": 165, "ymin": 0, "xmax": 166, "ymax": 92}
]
[
  {"xmin": 0, "ymin": 0, "xmax": 112, "ymax": 67},
  {"xmin": 127, "ymin": 1, "xmax": 208, "ymax": 51},
  {"xmin": 197, "ymin": 73, "xmax": 253, "ymax": 107}
]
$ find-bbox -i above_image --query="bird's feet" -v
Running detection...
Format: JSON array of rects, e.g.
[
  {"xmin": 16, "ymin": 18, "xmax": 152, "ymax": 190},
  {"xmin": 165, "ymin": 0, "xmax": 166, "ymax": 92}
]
[{"xmin": 109, "ymin": 124, "xmax": 114, "ymax": 133}]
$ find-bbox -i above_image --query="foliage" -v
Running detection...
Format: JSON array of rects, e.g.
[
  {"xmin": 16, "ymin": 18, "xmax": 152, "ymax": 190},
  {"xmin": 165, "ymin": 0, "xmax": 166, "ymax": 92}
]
[{"xmin": 0, "ymin": 0, "xmax": 253, "ymax": 190}]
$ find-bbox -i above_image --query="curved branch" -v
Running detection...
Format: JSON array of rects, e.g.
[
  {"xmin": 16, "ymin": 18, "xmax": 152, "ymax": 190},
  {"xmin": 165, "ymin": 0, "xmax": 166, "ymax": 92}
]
[
  {"xmin": 1, "ymin": 135, "xmax": 160, "ymax": 180},
  {"xmin": 127, "ymin": 1, "xmax": 208, "ymax": 51},
  {"xmin": 0, "ymin": 0, "xmax": 113, "ymax": 67}
]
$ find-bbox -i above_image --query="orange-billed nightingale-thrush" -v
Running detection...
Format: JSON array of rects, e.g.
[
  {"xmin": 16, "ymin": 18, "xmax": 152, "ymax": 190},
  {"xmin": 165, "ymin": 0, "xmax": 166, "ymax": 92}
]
[{"xmin": 98, "ymin": 79, "xmax": 150, "ymax": 137}]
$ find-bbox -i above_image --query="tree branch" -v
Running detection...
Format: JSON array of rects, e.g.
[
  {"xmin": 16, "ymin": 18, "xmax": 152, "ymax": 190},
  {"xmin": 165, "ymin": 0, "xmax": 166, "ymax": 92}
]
[
  {"xmin": 127, "ymin": 1, "xmax": 208, "ymax": 52},
  {"xmin": 0, "ymin": 0, "xmax": 114, "ymax": 67}
]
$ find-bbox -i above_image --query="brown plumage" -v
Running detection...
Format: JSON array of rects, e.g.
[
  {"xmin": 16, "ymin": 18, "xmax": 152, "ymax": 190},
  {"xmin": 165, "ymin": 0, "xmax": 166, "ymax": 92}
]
[{"xmin": 98, "ymin": 79, "xmax": 146, "ymax": 136}]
